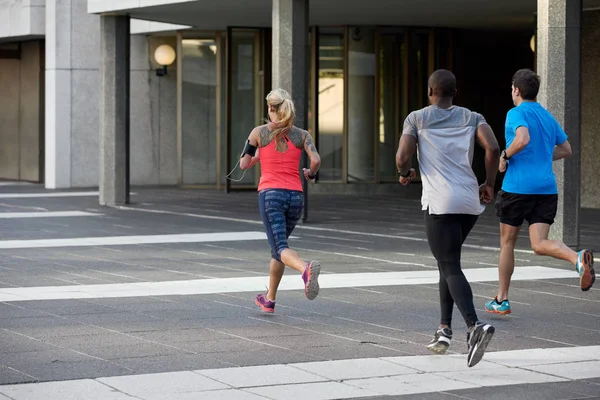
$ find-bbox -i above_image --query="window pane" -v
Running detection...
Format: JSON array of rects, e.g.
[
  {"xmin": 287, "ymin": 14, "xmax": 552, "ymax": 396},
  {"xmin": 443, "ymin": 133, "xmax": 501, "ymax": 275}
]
[
  {"xmin": 229, "ymin": 31, "xmax": 257, "ymax": 187},
  {"xmin": 317, "ymin": 30, "xmax": 344, "ymax": 182},
  {"xmin": 347, "ymin": 26, "xmax": 375, "ymax": 182},
  {"xmin": 378, "ymin": 34, "xmax": 404, "ymax": 181},
  {"xmin": 181, "ymin": 38, "xmax": 218, "ymax": 185}
]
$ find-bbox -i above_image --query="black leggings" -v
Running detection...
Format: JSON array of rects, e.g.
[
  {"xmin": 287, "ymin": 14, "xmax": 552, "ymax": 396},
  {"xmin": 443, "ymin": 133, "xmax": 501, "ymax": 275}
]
[{"xmin": 424, "ymin": 211, "xmax": 479, "ymax": 328}]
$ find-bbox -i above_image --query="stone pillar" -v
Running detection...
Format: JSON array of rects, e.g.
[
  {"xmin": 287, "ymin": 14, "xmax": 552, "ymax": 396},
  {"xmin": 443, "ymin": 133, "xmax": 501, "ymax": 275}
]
[
  {"xmin": 272, "ymin": 0, "xmax": 310, "ymax": 220},
  {"xmin": 46, "ymin": 0, "xmax": 102, "ymax": 189},
  {"xmin": 536, "ymin": 0, "xmax": 581, "ymax": 247},
  {"xmin": 100, "ymin": 15, "xmax": 130, "ymax": 206},
  {"xmin": 272, "ymin": 0, "xmax": 309, "ymax": 129}
]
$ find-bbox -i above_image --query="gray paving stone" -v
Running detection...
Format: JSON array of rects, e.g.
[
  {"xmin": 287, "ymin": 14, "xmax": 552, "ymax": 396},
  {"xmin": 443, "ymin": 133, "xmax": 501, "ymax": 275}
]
[
  {"xmin": 354, "ymin": 394, "xmax": 465, "ymax": 400},
  {"xmin": 0, "ymin": 349, "xmax": 93, "ymax": 367},
  {"xmin": 144, "ymin": 390, "xmax": 268, "ymax": 400},
  {"xmin": 0, "ymin": 316, "xmax": 83, "ymax": 330},
  {"xmin": 0, "ymin": 379, "xmax": 137, "ymax": 400},
  {"xmin": 98, "ymin": 371, "xmax": 228, "ymax": 398},
  {"xmin": 10, "ymin": 359, "xmax": 133, "ymax": 383},
  {"xmin": 0, "ymin": 366, "xmax": 37, "ymax": 385},
  {"xmin": 448, "ymin": 380, "xmax": 600, "ymax": 400},
  {"xmin": 111, "ymin": 354, "xmax": 232, "ymax": 374},
  {"xmin": 197, "ymin": 364, "xmax": 327, "ymax": 388},
  {"xmin": 0, "ymin": 332, "xmax": 56, "ymax": 353},
  {"xmin": 74, "ymin": 343, "xmax": 187, "ymax": 361},
  {"xmin": 246, "ymin": 381, "xmax": 380, "ymax": 400},
  {"xmin": 0, "ymin": 305, "xmax": 48, "ymax": 319},
  {"xmin": 212, "ymin": 348, "xmax": 323, "ymax": 367},
  {"xmin": 0, "ymin": 186, "xmax": 598, "ymax": 395},
  {"xmin": 14, "ymin": 325, "xmax": 116, "ymax": 340}
]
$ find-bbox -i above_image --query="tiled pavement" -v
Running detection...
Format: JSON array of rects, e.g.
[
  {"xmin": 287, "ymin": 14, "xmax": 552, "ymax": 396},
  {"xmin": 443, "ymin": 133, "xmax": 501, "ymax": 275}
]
[{"xmin": 0, "ymin": 183, "xmax": 598, "ymax": 399}]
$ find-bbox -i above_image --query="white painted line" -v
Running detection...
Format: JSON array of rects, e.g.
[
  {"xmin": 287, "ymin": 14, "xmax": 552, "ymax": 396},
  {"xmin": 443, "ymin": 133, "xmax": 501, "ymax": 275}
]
[
  {"xmin": 0, "ymin": 182, "xmax": 35, "ymax": 186},
  {"xmin": 0, "ymin": 267, "xmax": 576, "ymax": 302},
  {"xmin": 1, "ymin": 345, "xmax": 598, "ymax": 399},
  {"xmin": 0, "ymin": 231, "xmax": 271, "ymax": 250},
  {"xmin": 0, "ymin": 191, "xmax": 101, "ymax": 199},
  {"xmin": 115, "ymin": 206, "xmax": 536, "ymax": 254},
  {"xmin": 0, "ymin": 211, "xmax": 102, "ymax": 219},
  {"xmin": 0, "ymin": 192, "xmax": 137, "ymax": 199}
]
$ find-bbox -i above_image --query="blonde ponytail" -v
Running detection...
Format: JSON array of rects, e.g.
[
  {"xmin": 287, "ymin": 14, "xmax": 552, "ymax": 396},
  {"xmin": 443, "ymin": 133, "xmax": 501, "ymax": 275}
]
[{"xmin": 266, "ymin": 88, "xmax": 296, "ymax": 151}]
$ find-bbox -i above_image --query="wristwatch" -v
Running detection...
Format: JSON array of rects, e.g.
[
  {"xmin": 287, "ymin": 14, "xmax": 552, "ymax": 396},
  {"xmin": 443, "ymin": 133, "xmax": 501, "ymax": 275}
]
[
  {"xmin": 501, "ymin": 150, "xmax": 510, "ymax": 160},
  {"xmin": 398, "ymin": 170, "xmax": 411, "ymax": 178}
]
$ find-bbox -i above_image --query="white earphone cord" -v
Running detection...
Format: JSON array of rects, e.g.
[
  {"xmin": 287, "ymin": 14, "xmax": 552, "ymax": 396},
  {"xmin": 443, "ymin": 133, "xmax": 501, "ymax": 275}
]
[{"xmin": 226, "ymin": 159, "xmax": 248, "ymax": 182}]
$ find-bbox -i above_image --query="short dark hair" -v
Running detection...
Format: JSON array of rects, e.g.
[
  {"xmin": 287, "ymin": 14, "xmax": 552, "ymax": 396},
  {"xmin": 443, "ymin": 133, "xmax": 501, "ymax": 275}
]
[
  {"xmin": 512, "ymin": 69, "xmax": 540, "ymax": 100},
  {"xmin": 428, "ymin": 69, "xmax": 456, "ymax": 98}
]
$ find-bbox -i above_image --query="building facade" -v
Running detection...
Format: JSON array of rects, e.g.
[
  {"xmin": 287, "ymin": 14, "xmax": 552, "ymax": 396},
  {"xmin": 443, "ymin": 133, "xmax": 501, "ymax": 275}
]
[{"xmin": 0, "ymin": 0, "xmax": 599, "ymax": 244}]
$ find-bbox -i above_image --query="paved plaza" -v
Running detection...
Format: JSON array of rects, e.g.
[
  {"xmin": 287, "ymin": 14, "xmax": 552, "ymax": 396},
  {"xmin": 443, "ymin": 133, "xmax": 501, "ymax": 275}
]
[{"xmin": 0, "ymin": 183, "xmax": 598, "ymax": 399}]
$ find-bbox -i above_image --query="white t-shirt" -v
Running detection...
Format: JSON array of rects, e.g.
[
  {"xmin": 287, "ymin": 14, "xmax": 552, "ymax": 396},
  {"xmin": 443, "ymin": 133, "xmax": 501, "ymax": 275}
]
[{"xmin": 402, "ymin": 105, "xmax": 487, "ymax": 215}]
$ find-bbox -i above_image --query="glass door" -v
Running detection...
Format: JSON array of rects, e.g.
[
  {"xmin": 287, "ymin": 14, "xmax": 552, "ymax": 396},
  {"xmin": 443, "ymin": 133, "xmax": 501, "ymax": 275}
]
[
  {"xmin": 377, "ymin": 28, "xmax": 433, "ymax": 183},
  {"xmin": 316, "ymin": 27, "xmax": 346, "ymax": 182},
  {"xmin": 179, "ymin": 35, "xmax": 219, "ymax": 187},
  {"xmin": 377, "ymin": 30, "xmax": 408, "ymax": 182},
  {"xmin": 378, "ymin": 31, "xmax": 405, "ymax": 182},
  {"xmin": 225, "ymin": 28, "xmax": 270, "ymax": 191}
]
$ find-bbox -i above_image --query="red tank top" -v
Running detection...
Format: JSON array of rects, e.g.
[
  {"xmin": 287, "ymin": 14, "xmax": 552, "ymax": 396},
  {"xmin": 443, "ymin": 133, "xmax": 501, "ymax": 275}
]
[{"xmin": 258, "ymin": 132, "xmax": 303, "ymax": 192}]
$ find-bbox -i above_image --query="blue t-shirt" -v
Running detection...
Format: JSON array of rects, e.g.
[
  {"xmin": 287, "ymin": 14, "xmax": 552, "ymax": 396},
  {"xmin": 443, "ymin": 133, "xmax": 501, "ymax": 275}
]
[{"xmin": 501, "ymin": 102, "xmax": 568, "ymax": 195}]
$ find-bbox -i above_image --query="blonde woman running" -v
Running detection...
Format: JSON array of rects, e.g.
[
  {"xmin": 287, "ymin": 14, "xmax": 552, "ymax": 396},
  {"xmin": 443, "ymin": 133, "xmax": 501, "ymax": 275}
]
[{"xmin": 240, "ymin": 88, "xmax": 322, "ymax": 313}]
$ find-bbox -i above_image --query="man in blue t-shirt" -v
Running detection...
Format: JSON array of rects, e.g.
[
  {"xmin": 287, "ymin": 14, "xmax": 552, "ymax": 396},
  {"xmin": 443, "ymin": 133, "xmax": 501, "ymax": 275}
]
[{"xmin": 484, "ymin": 69, "xmax": 595, "ymax": 315}]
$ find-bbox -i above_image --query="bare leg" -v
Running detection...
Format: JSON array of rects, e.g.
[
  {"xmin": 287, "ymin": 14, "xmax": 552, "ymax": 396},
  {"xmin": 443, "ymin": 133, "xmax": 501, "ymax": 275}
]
[
  {"xmin": 497, "ymin": 223, "xmax": 520, "ymax": 301},
  {"xmin": 529, "ymin": 223, "xmax": 578, "ymax": 265},
  {"xmin": 267, "ymin": 259, "xmax": 285, "ymax": 301},
  {"xmin": 280, "ymin": 248, "xmax": 306, "ymax": 273}
]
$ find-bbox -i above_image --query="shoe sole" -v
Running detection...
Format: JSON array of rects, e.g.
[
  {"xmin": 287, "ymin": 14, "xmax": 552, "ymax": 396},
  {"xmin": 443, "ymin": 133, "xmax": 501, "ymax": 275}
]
[
  {"xmin": 468, "ymin": 325, "xmax": 495, "ymax": 368},
  {"xmin": 255, "ymin": 298, "xmax": 274, "ymax": 313},
  {"xmin": 305, "ymin": 261, "xmax": 321, "ymax": 300},
  {"xmin": 580, "ymin": 250, "xmax": 595, "ymax": 291},
  {"xmin": 427, "ymin": 343, "xmax": 449, "ymax": 355},
  {"xmin": 485, "ymin": 308, "xmax": 511, "ymax": 315}
]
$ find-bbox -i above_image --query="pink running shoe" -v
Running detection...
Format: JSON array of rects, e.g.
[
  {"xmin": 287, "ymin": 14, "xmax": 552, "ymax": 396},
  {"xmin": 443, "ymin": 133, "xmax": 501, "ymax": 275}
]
[
  {"xmin": 255, "ymin": 293, "xmax": 275, "ymax": 313},
  {"xmin": 301, "ymin": 260, "xmax": 321, "ymax": 300}
]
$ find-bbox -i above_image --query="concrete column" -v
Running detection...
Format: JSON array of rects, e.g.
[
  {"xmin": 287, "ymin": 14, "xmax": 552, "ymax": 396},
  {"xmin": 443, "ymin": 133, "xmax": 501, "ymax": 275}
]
[
  {"xmin": 272, "ymin": 0, "xmax": 309, "ymax": 129},
  {"xmin": 536, "ymin": 0, "xmax": 582, "ymax": 247},
  {"xmin": 272, "ymin": 0, "xmax": 310, "ymax": 220},
  {"xmin": 100, "ymin": 15, "xmax": 130, "ymax": 206},
  {"xmin": 46, "ymin": 0, "xmax": 102, "ymax": 189},
  {"xmin": 45, "ymin": 0, "xmax": 73, "ymax": 188}
]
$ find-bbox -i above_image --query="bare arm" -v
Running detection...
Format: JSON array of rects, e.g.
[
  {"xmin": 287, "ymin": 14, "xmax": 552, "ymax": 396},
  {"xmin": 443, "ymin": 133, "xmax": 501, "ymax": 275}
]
[
  {"xmin": 240, "ymin": 128, "xmax": 261, "ymax": 170},
  {"xmin": 505, "ymin": 126, "xmax": 530, "ymax": 158},
  {"xmin": 303, "ymin": 132, "xmax": 321, "ymax": 177},
  {"xmin": 395, "ymin": 134, "xmax": 417, "ymax": 175},
  {"xmin": 553, "ymin": 140, "xmax": 572, "ymax": 161},
  {"xmin": 475, "ymin": 124, "xmax": 500, "ymax": 187}
]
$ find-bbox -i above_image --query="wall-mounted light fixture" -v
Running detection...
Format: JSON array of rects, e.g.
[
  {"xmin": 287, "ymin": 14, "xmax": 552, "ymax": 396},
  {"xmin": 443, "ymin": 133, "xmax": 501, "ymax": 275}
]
[
  {"xmin": 530, "ymin": 35, "xmax": 536, "ymax": 53},
  {"xmin": 154, "ymin": 44, "xmax": 176, "ymax": 76}
]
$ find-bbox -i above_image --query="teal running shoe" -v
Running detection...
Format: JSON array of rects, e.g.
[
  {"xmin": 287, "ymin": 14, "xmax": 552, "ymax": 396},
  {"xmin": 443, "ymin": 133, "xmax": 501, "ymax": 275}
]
[{"xmin": 484, "ymin": 297, "xmax": 511, "ymax": 315}]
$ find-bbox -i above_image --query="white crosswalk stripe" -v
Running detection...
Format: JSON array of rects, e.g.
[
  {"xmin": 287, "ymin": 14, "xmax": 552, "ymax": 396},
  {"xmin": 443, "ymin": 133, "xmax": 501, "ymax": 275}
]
[
  {"xmin": 0, "ymin": 266, "xmax": 576, "ymax": 302},
  {"xmin": 0, "ymin": 231, "xmax": 275, "ymax": 250},
  {"xmin": 0, "ymin": 211, "xmax": 102, "ymax": 219}
]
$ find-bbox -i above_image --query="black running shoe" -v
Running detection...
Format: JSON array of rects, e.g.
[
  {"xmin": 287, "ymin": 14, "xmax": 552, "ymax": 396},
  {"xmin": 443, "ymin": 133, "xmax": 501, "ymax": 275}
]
[
  {"xmin": 467, "ymin": 321, "xmax": 495, "ymax": 368},
  {"xmin": 427, "ymin": 327, "xmax": 452, "ymax": 355}
]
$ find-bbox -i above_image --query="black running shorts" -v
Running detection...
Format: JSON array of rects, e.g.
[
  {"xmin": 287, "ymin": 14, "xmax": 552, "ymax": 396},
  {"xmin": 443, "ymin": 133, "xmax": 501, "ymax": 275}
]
[{"xmin": 495, "ymin": 190, "xmax": 558, "ymax": 227}]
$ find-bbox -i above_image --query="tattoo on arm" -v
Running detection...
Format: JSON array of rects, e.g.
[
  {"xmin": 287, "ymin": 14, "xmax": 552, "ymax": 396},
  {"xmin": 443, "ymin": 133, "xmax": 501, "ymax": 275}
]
[
  {"xmin": 304, "ymin": 132, "xmax": 317, "ymax": 153},
  {"xmin": 258, "ymin": 126, "xmax": 271, "ymax": 147},
  {"xmin": 287, "ymin": 128, "xmax": 305, "ymax": 148}
]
